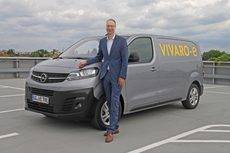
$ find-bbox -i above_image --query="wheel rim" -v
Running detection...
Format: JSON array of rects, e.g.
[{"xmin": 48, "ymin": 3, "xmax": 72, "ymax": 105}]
[
  {"xmin": 100, "ymin": 101, "xmax": 110, "ymax": 126},
  {"xmin": 189, "ymin": 87, "xmax": 199, "ymax": 105}
]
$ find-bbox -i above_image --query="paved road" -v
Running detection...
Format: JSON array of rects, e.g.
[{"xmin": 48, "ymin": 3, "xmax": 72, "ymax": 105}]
[{"xmin": 0, "ymin": 79, "xmax": 230, "ymax": 153}]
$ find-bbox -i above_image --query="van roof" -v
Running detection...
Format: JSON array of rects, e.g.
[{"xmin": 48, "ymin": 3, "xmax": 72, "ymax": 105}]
[
  {"xmin": 86, "ymin": 34, "xmax": 196, "ymax": 44},
  {"xmin": 125, "ymin": 34, "xmax": 196, "ymax": 43},
  {"xmin": 80, "ymin": 34, "xmax": 198, "ymax": 46}
]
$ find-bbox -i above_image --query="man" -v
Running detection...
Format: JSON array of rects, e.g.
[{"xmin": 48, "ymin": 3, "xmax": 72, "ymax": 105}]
[{"xmin": 78, "ymin": 19, "xmax": 128, "ymax": 143}]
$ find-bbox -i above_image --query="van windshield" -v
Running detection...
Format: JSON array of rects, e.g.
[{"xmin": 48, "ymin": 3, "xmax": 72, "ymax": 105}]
[
  {"xmin": 59, "ymin": 39, "xmax": 99, "ymax": 59},
  {"xmin": 59, "ymin": 36, "xmax": 129, "ymax": 59}
]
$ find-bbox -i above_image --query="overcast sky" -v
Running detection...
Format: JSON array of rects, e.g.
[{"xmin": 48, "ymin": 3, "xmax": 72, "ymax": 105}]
[{"xmin": 0, "ymin": 0, "xmax": 230, "ymax": 52}]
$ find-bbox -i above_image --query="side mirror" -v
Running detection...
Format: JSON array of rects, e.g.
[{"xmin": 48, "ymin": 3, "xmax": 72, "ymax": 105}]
[{"xmin": 128, "ymin": 52, "xmax": 140, "ymax": 63}]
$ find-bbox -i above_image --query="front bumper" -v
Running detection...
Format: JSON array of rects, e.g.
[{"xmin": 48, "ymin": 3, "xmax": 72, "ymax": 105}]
[{"xmin": 25, "ymin": 85, "xmax": 95, "ymax": 120}]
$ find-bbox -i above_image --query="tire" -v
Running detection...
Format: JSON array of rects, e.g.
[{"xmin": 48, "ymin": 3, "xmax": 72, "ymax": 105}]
[
  {"xmin": 91, "ymin": 96, "xmax": 122, "ymax": 130},
  {"xmin": 182, "ymin": 83, "xmax": 200, "ymax": 109}
]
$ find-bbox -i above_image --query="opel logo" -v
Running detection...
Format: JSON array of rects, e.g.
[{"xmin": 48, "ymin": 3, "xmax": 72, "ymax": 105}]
[{"xmin": 40, "ymin": 73, "xmax": 48, "ymax": 83}]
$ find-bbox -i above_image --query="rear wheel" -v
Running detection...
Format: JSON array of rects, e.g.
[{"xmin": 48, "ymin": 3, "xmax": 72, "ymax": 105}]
[
  {"xmin": 91, "ymin": 97, "xmax": 122, "ymax": 130},
  {"xmin": 182, "ymin": 84, "xmax": 200, "ymax": 109}
]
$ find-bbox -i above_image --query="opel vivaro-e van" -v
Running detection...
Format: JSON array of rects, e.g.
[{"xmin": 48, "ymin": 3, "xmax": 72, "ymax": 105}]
[{"xmin": 25, "ymin": 34, "xmax": 204, "ymax": 130}]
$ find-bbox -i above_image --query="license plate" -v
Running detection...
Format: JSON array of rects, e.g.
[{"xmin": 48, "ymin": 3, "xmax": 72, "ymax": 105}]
[{"xmin": 32, "ymin": 94, "xmax": 49, "ymax": 104}]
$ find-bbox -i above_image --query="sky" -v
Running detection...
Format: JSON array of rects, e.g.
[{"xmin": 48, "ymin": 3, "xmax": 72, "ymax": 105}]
[{"xmin": 0, "ymin": 0, "xmax": 230, "ymax": 52}]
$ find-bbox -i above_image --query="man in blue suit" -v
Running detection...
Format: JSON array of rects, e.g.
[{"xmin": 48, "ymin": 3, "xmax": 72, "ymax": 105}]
[{"xmin": 78, "ymin": 19, "xmax": 128, "ymax": 143}]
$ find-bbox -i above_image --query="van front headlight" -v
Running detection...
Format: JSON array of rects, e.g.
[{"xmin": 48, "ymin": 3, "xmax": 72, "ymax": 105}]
[{"xmin": 66, "ymin": 67, "xmax": 99, "ymax": 81}]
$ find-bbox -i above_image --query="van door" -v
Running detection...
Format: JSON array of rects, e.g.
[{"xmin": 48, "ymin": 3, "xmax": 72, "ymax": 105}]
[{"xmin": 126, "ymin": 36, "xmax": 161, "ymax": 111}]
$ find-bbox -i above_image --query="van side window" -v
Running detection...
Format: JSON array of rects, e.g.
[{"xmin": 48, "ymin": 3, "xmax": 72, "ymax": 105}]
[{"xmin": 128, "ymin": 37, "xmax": 153, "ymax": 63}]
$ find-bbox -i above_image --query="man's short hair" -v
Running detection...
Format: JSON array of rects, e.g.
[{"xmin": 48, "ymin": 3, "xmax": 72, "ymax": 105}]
[{"xmin": 106, "ymin": 18, "xmax": 116, "ymax": 26}]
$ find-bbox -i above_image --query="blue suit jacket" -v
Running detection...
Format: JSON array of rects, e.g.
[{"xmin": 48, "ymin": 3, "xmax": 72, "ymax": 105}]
[{"xmin": 86, "ymin": 35, "xmax": 128, "ymax": 81}]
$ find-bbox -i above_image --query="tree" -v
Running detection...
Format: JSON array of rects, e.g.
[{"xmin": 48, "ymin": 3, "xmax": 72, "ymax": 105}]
[
  {"xmin": 202, "ymin": 50, "xmax": 230, "ymax": 61},
  {"xmin": 210, "ymin": 54, "xmax": 230, "ymax": 62},
  {"xmin": 31, "ymin": 49, "xmax": 49, "ymax": 57},
  {"xmin": 202, "ymin": 50, "xmax": 225, "ymax": 61},
  {"xmin": 6, "ymin": 49, "xmax": 16, "ymax": 56},
  {"xmin": 0, "ymin": 49, "xmax": 63, "ymax": 57}
]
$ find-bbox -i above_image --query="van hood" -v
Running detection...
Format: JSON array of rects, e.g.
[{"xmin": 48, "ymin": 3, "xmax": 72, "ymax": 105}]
[
  {"xmin": 33, "ymin": 58, "xmax": 100, "ymax": 74},
  {"xmin": 37, "ymin": 58, "xmax": 79, "ymax": 68}
]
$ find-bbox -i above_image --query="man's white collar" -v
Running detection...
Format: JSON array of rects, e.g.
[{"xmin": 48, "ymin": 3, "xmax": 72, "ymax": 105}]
[{"xmin": 107, "ymin": 34, "xmax": 116, "ymax": 40}]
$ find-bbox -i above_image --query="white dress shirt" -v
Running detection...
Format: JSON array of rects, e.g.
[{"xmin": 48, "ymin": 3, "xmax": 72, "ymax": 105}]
[{"xmin": 106, "ymin": 34, "xmax": 115, "ymax": 70}]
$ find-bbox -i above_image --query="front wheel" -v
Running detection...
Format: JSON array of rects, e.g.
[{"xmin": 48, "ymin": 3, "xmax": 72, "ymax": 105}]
[
  {"xmin": 182, "ymin": 84, "xmax": 200, "ymax": 109},
  {"xmin": 91, "ymin": 97, "xmax": 122, "ymax": 130}
]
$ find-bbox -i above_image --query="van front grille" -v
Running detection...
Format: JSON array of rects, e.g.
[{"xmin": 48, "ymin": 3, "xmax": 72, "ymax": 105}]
[
  {"xmin": 31, "ymin": 71, "xmax": 69, "ymax": 83},
  {"xmin": 30, "ymin": 87, "xmax": 54, "ymax": 96}
]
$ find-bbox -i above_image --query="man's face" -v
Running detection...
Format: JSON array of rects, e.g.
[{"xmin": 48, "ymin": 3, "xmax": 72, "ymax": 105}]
[{"xmin": 106, "ymin": 20, "xmax": 116, "ymax": 35}]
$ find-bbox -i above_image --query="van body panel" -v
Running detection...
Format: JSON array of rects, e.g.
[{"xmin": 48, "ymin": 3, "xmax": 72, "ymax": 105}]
[{"xmin": 153, "ymin": 36, "xmax": 203, "ymax": 102}]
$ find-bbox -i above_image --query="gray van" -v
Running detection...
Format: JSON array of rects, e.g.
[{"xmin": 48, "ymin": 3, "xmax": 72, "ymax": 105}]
[{"xmin": 25, "ymin": 34, "xmax": 204, "ymax": 130}]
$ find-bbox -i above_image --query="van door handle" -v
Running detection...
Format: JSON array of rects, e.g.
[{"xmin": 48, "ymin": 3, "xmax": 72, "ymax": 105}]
[{"xmin": 150, "ymin": 66, "xmax": 157, "ymax": 72}]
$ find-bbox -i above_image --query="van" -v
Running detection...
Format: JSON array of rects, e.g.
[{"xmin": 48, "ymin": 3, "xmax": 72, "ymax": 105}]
[{"xmin": 25, "ymin": 34, "xmax": 204, "ymax": 130}]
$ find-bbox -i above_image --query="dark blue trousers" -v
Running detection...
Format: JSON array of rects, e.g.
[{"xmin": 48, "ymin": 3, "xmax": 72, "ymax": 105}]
[{"xmin": 102, "ymin": 70, "xmax": 121, "ymax": 133}]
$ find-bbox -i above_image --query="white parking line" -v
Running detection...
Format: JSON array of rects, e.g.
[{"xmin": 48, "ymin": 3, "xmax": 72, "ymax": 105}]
[
  {"xmin": 0, "ymin": 133, "xmax": 19, "ymax": 139},
  {"xmin": 173, "ymin": 140, "xmax": 230, "ymax": 143},
  {"xmin": 205, "ymin": 91, "xmax": 230, "ymax": 95},
  {"xmin": 127, "ymin": 124, "xmax": 230, "ymax": 153},
  {"xmin": 127, "ymin": 125, "xmax": 210, "ymax": 153},
  {"xmin": 0, "ymin": 85, "xmax": 25, "ymax": 91},
  {"xmin": 0, "ymin": 108, "xmax": 24, "ymax": 114},
  {"xmin": 202, "ymin": 130, "xmax": 230, "ymax": 133},
  {"xmin": 0, "ymin": 94, "xmax": 25, "ymax": 98},
  {"xmin": 204, "ymin": 86, "xmax": 229, "ymax": 89}
]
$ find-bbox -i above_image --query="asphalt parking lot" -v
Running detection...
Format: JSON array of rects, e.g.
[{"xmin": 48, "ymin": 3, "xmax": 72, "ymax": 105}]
[{"xmin": 0, "ymin": 79, "xmax": 230, "ymax": 153}]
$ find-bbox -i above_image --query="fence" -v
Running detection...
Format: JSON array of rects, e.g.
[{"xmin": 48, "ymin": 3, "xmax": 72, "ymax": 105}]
[
  {"xmin": 0, "ymin": 57, "xmax": 230, "ymax": 85},
  {"xmin": 0, "ymin": 57, "xmax": 50, "ymax": 79},
  {"xmin": 203, "ymin": 61, "xmax": 230, "ymax": 85}
]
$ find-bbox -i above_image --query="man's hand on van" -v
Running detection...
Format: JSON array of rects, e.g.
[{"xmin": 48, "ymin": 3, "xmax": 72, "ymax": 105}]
[
  {"xmin": 118, "ymin": 77, "xmax": 125, "ymax": 89},
  {"xmin": 78, "ymin": 60, "xmax": 87, "ymax": 69}
]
